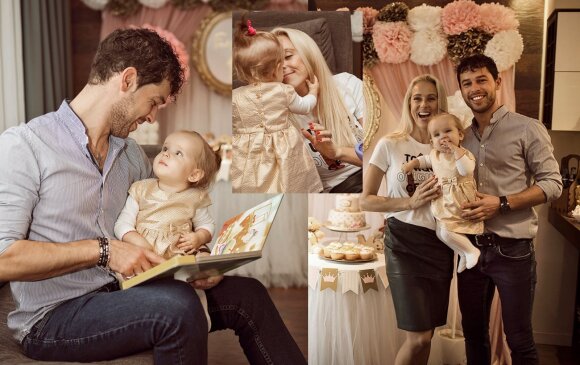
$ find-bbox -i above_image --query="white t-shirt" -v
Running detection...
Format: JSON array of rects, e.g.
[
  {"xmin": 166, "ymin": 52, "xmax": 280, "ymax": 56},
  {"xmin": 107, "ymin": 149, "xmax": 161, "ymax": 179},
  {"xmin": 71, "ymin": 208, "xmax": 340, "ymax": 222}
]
[
  {"xmin": 368, "ymin": 136, "xmax": 436, "ymax": 230},
  {"xmin": 291, "ymin": 73, "xmax": 364, "ymax": 192}
]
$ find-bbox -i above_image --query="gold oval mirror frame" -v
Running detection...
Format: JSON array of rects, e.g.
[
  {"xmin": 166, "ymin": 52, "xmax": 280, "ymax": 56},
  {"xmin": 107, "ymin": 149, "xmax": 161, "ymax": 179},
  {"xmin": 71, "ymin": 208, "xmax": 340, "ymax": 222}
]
[
  {"xmin": 192, "ymin": 11, "xmax": 232, "ymax": 96},
  {"xmin": 363, "ymin": 70, "xmax": 381, "ymax": 150}
]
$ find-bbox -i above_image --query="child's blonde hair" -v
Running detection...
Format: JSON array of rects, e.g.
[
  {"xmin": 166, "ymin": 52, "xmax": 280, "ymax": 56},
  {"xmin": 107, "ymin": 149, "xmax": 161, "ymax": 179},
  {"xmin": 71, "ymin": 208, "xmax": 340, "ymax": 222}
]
[
  {"xmin": 233, "ymin": 16, "xmax": 284, "ymax": 84},
  {"xmin": 181, "ymin": 131, "xmax": 222, "ymax": 190},
  {"xmin": 429, "ymin": 113, "xmax": 464, "ymax": 136}
]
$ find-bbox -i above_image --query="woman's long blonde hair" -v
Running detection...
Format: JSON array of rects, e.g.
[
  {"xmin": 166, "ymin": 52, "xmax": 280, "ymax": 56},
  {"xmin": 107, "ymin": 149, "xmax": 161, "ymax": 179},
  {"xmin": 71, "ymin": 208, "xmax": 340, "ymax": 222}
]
[
  {"xmin": 271, "ymin": 27, "xmax": 357, "ymax": 148},
  {"xmin": 388, "ymin": 74, "xmax": 448, "ymax": 140}
]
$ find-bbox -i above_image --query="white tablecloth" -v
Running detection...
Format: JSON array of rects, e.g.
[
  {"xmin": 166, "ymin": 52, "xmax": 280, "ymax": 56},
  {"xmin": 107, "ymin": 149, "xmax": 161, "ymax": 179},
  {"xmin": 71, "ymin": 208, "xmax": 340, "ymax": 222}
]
[{"xmin": 308, "ymin": 253, "xmax": 405, "ymax": 365}]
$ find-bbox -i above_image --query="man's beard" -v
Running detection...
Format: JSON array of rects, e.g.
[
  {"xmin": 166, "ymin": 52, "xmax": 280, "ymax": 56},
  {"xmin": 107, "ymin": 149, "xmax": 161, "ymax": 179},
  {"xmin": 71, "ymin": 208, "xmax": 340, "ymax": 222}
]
[{"xmin": 109, "ymin": 95, "xmax": 135, "ymax": 138}]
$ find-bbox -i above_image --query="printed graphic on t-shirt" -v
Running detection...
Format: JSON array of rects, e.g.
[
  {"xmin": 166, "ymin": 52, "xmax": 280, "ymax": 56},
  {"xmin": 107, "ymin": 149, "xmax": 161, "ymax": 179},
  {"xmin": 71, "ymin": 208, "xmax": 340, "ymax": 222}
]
[{"xmin": 395, "ymin": 153, "xmax": 433, "ymax": 196}]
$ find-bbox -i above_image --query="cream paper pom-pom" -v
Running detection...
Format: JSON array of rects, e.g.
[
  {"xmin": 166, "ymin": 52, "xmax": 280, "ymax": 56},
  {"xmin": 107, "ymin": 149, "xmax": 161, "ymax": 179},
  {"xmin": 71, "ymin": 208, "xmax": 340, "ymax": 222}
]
[
  {"xmin": 139, "ymin": 0, "xmax": 168, "ymax": 9},
  {"xmin": 410, "ymin": 30, "xmax": 447, "ymax": 66},
  {"xmin": 447, "ymin": 90, "xmax": 474, "ymax": 129},
  {"xmin": 484, "ymin": 29, "xmax": 524, "ymax": 72},
  {"xmin": 81, "ymin": 0, "xmax": 109, "ymax": 10},
  {"xmin": 407, "ymin": 4, "xmax": 442, "ymax": 32}
]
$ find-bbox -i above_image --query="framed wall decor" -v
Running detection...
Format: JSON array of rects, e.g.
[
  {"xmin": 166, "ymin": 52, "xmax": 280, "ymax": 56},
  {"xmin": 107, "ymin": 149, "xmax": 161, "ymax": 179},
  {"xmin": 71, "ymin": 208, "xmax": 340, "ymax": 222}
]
[{"xmin": 192, "ymin": 11, "xmax": 232, "ymax": 96}]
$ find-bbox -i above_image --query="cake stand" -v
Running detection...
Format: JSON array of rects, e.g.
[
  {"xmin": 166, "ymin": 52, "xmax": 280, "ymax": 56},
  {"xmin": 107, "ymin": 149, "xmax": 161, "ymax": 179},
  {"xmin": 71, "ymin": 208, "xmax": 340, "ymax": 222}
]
[{"xmin": 323, "ymin": 223, "xmax": 371, "ymax": 243}]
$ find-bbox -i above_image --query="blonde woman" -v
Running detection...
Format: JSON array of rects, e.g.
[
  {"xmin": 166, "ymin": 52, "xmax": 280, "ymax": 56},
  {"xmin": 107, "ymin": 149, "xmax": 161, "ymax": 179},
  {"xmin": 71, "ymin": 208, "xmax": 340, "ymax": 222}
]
[
  {"xmin": 273, "ymin": 27, "xmax": 364, "ymax": 192},
  {"xmin": 361, "ymin": 75, "xmax": 453, "ymax": 365}
]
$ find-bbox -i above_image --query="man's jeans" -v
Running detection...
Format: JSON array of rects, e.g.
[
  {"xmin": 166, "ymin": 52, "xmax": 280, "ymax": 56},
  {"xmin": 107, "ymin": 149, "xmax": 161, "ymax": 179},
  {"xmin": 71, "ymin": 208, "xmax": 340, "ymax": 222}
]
[
  {"xmin": 458, "ymin": 235, "xmax": 538, "ymax": 365},
  {"xmin": 22, "ymin": 276, "xmax": 306, "ymax": 365}
]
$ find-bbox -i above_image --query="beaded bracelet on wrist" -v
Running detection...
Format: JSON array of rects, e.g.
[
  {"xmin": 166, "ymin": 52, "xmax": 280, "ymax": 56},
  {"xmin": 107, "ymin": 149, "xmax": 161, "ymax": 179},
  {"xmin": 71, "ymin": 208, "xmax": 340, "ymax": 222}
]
[{"xmin": 97, "ymin": 237, "xmax": 110, "ymax": 268}]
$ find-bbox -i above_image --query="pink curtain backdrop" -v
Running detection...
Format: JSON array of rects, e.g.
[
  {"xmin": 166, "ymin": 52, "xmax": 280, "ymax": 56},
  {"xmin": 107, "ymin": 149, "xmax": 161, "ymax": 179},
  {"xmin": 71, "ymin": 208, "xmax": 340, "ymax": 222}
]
[
  {"xmin": 367, "ymin": 58, "xmax": 515, "ymax": 364},
  {"xmin": 369, "ymin": 57, "xmax": 515, "ymax": 124}
]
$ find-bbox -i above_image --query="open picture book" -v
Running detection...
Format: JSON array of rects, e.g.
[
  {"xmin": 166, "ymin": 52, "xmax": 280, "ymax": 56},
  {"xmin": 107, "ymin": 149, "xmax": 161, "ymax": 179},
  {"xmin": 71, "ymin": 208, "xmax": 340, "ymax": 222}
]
[{"xmin": 121, "ymin": 194, "xmax": 284, "ymax": 290}]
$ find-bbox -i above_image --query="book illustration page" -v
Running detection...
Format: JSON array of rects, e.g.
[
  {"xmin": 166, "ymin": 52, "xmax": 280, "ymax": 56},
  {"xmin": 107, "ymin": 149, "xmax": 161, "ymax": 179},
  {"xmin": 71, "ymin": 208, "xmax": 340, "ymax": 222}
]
[{"xmin": 212, "ymin": 194, "xmax": 283, "ymax": 255}]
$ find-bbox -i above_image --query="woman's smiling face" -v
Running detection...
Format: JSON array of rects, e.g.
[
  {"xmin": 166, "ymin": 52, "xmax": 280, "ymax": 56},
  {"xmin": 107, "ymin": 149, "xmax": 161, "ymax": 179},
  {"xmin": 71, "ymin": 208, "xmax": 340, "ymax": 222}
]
[
  {"xmin": 278, "ymin": 36, "xmax": 309, "ymax": 92},
  {"xmin": 409, "ymin": 80, "xmax": 439, "ymax": 129}
]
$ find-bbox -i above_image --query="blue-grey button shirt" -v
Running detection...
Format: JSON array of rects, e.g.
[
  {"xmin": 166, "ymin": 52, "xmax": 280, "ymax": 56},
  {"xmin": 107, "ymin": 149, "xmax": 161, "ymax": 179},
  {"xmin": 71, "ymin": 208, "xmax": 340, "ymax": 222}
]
[
  {"xmin": 463, "ymin": 106, "xmax": 562, "ymax": 239},
  {"xmin": 0, "ymin": 101, "xmax": 151, "ymax": 342}
]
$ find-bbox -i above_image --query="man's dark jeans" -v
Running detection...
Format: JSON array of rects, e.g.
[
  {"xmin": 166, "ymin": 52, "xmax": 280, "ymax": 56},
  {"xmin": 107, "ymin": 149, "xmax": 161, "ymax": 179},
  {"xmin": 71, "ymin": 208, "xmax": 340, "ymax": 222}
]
[
  {"xmin": 22, "ymin": 276, "xmax": 306, "ymax": 365},
  {"xmin": 458, "ymin": 235, "xmax": 538, "ymax": 365}
]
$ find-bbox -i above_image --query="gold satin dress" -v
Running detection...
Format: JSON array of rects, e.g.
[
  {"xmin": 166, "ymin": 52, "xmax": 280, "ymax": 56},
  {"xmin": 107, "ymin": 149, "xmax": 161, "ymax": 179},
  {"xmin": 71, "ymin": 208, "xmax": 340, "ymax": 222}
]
[
  {"xmin": 231, "ymin": 82, "xmax": 323, "ymax": 193},
  {"xmin": 129, "ymin": 179, "xmax": 211, "ymax": 259},
  {"xmin": 429, "ymin": 150, "xmax": 484, "ymax": 234}
]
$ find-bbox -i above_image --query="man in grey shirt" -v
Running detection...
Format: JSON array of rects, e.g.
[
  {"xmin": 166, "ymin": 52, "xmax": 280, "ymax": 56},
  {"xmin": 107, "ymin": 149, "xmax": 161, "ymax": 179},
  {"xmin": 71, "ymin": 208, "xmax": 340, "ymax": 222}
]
[
  {"xmin": 455, "ymin": 54, "xmax": 562, "ymax": 365},
  {"xmin": 0, "ymin": 28, "xmax": 305, "ymax": 364}
]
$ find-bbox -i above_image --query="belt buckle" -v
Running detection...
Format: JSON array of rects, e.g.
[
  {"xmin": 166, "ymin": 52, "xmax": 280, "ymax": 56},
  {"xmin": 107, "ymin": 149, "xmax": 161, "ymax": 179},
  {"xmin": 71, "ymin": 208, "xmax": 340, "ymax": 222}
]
[{"xmin": 474, "ymin": 234, "xmax": 494, "ymax": 247}]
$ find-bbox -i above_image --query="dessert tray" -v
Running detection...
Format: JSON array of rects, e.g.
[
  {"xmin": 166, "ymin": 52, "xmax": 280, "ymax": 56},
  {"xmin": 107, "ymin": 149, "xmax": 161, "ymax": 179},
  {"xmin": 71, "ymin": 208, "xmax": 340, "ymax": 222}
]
[{"xmin": 318, "ymin": 252, "xmax": 377, "ymax": 263}]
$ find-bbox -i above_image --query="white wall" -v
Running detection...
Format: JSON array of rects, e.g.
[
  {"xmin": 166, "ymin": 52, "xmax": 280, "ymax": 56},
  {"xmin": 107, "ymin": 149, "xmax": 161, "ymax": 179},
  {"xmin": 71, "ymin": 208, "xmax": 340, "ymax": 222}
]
[
  {"xmin": 534, "ymin": 0, "xmax": 580, "ymax": 345},
  {"xmin": 533, "ymin": 131, "xmax": 580, "ymax": 345}
]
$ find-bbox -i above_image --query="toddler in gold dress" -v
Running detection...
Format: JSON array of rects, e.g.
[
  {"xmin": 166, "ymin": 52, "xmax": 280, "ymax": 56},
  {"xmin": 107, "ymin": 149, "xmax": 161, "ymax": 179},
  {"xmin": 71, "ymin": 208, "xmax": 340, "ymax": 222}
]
[
  {"xmin": 403, "ymin": 113, "xmax": 483, "ymax": 273},
  {"xmin": 231, "ymin": 18, "xmax": 323, "ymax": 193},
  {"xmin": 114, "ymin": 131, "xmax": 221, "ymax": 260}
]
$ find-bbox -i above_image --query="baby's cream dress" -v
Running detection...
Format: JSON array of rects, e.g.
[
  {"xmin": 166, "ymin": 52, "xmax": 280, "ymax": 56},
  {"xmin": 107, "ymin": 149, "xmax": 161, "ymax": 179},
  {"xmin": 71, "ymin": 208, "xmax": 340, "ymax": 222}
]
[
  {"xmin": 232, "ymin": 82, "xmax": 323, "ymax": 193},
  {"xmin": 129, "ymin": 179, "xmax": 211, "ymax": 259},
  {"xmin": 423, "ymin": 150, "xmax": 484, "ymax": 234}
]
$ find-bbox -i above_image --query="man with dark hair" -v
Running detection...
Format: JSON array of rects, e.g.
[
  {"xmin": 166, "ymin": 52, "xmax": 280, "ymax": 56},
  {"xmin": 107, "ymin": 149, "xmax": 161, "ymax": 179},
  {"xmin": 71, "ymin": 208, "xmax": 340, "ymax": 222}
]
[
  {"xmin": 455, "ymin": 53, "xmax": 561, "ymax": 365},
  {"xmin": 0, "ymin": 28, "xmax": 305, "ymax": 364}
]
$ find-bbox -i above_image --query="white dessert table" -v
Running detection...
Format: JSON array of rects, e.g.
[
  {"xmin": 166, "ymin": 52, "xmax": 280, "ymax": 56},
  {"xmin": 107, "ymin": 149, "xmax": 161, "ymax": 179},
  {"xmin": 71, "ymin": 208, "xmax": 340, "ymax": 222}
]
[{"xmin": 308, "ymin": 253, "xmax": 404, "ymax": 365}]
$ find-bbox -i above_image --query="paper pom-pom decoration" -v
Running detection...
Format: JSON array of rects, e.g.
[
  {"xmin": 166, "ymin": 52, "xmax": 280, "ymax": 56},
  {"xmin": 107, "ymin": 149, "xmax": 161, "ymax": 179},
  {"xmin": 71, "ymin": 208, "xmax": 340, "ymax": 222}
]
[
  {"xmin": 363, "ymin": 33, "xmax": 379, "ymax": 68},
  {"xmin": 107, "ymin": 0, "xmax": 142, "ymax": 17},
  {"xmin": 484, "ymin": 29, "xmax": 524, "ymax": 71},
  {"xmin": 441, "ymin": 0, "xmax": 480, "ymax": 36},
  {"xmin": 82, "ymin": 0, "xmax": 109, "ymax": 10},
  {"xmin": 356, "ymin": 6, "xmax": 379, "ymax": 34},
  {"xmin": 447, "ymin": 90, "xmax": 474, "ymax": 129},
  {"xmin": 373, "ymin": 21, "xmax": 412, "ymax": 64},
  {"xmin": 142, "ymin": 24, "xmax": 190, "ymax": 81},
  {"xmin": 447, "ymin": 29, "xmax": 492, "ymax": 65},
  {"xmin": 408, "ymin": 4, "xmax": 442, "ymax": 32},
  {"xmin": 410, "ymin": 31, "xmax": 447, "ymax": 66},
  {"xmin": 139, "ymin": 0, "xmax": 168, "ymax": 8},
  {"xmin": 479, "ymin": 3, "xmax": 520, "ymax": 34},
  {"xmin": 377, "ymin": 2, "xmax": 409, "ymax": 23}
]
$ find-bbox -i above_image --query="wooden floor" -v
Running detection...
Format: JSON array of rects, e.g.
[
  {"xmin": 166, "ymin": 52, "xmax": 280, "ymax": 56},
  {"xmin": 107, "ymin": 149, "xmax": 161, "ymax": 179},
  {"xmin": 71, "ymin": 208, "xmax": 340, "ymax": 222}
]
[
  {"xmin": 537, "ymin": 343, "xmax": 580, "ymax": 365},
  {"xmin": 207, "ymin": 286, "xmax": 580, "ymax": 365},
  {"xmin": 208, "ymin": 287, "xmax": 307, "ymax": 365}
]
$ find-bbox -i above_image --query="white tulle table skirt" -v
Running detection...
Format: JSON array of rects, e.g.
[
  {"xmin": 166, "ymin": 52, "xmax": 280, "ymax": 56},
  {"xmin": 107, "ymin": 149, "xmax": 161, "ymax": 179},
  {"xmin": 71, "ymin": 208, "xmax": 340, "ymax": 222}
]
[{"xmin": 308, "ymin": 254, "xmax": 405, "ymax": 364}]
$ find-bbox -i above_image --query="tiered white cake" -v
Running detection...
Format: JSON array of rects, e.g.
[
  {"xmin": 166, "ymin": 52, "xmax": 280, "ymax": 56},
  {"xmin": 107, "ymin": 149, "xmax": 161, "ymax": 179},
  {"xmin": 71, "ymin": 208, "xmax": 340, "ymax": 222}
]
[{"xmin": 327, "ymin": 194, "xmax": 366, "ymax": 230}]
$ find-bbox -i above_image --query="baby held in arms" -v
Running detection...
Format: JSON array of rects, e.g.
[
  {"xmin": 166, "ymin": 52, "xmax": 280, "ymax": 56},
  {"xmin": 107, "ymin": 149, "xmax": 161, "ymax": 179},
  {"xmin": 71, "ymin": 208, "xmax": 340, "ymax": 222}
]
[
  {"xmin": 231, "ymin": 18, "xmax": 322, "ymax": 193},
  {"xmin": 115, "ymin": 131, "xmax": 222, "ymax": 263},
  {"xmin": 402, "ymin": 113, "xmax": 483, "ymax": 273}
]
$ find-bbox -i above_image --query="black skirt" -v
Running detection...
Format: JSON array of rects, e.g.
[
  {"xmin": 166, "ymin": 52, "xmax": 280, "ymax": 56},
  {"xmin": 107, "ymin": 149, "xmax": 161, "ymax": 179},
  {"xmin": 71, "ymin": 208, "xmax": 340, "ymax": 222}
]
[{"xmin": 385, "ymin": 217, "xmax": 453, "ymax": 331}]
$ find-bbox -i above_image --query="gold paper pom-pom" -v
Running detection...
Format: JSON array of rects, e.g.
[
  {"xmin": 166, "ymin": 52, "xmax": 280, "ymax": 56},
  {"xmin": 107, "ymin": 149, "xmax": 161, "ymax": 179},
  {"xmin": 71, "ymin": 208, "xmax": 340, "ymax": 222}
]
[
  {"xmin": 377, "ymin": 2, "xmax": 409, "ymax": 23},
  {"xmin": 363, "ymin": 33, "xmax": 379, "ymax": 68},
  {"xmin": 447, "ymin": 29, "xmax": 492, "ymax": 65},
  {"xmin": 106, "ymin": 0, "xmax": 142, "ymax": 17}
]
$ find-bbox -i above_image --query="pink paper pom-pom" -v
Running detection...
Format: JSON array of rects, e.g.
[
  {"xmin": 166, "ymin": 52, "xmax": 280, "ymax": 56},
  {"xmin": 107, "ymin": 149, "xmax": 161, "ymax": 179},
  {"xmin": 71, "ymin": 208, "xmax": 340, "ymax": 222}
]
[
  {"xmin": 142, "ymin": 24, "xmax": 190, "ymax": 82},
  {"xmin": 356, "ymin": 6, "xmax": 379, "ymax": 34},
  {"xmin": 479, "ymin": 3, "xmax": 520, "ymax": 34},
  {"xmin": 441, "ymin": 0, "xmax": 481, "ymax": 36},
  {"xmin": 372, "ymin": 21, "xmax": 412, "ymax": 64}
]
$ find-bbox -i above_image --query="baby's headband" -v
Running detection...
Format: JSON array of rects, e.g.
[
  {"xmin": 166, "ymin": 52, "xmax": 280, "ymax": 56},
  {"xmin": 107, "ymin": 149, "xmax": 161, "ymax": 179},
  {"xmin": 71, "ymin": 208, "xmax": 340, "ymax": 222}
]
[{"xmin": 246, "ymin": 20, "xmax": 256, "ymax": 36}]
